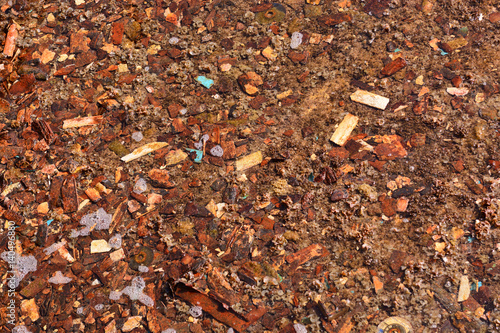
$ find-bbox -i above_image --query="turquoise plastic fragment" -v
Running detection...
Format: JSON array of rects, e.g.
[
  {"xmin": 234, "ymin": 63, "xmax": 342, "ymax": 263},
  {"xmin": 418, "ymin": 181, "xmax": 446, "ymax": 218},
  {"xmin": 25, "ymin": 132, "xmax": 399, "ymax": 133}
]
[
  {"xmin": 394, "ymin": 48, "xmax": 401, "ymax": 52},
  {"xmin": 308, "ymin": 173, "xmax": 314, "ymax": 182},
  {"xmin": 470, "ymin": 281, "xmax": 482, "ymax": 291},
  {"xmin": 441, "ymin": 50, "xmax": 448, "ymax": 56},
  {"xmin": 47, "ymin": 219, "xmax": 54, "ymax": 226},
  {"xmin": 185, "ymin": 148, "xmax": 203, "ymax": 163},
  {"xmin": 196, "ymin": 76, "xmax": 214, "ymax": 89}
]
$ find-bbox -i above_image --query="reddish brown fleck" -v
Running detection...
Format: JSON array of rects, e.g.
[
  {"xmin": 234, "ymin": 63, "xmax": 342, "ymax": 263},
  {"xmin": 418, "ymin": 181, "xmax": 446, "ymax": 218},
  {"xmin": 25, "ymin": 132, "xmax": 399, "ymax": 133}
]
[{"xmin": 381, "ymin": 57, "xmax": 407, "ymax": 76}]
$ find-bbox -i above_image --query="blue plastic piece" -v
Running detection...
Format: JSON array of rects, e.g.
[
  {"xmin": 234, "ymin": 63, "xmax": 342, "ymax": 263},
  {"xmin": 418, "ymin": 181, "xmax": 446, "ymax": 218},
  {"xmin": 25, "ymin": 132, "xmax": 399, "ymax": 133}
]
[
  {"xmin": 47, "ymin": 219, "xmax": 54, "ymax": 226},
  {"xmin": 470, "ymin": 281, "xmax": 482, "ymax": 291},
  {"xmin": 196, "ymin": 76, "xmax": 214, "ymax": 89},
  {"xmin": 185, "ymin": 148, "xmax": 203, "ymax": 163},
  {"xmin": 441, "ymin": 50, "xmax": 448, "ymax": 56},
  {"xmin": 308, "ymin": 173, "xmax": 314, "ymax": 182},
  {"xmin": 394, "ymin": 48, "xmax": 401, "ymax": 52}
]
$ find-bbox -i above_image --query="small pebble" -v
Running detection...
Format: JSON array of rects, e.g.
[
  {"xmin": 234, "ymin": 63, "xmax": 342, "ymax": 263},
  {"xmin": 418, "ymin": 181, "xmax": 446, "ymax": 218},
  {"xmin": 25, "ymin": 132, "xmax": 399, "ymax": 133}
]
[
  {"xmin": 189, "ymin": 305, "xmax": 203, "ymax": 318},
  {"xmin": 132, "ymin": 131, "xmax": 144, "ymax": 142},
  {"xmin": 94, "ymin": 303, "xmax": 104, "ymax": 311},
  {"xmin": 210, "ymin": 145, "xmax": 224, "ymax": 157},
  {"xmin": 169, "ymin": 37, "xmax": 180, "ymax": 45},
  {"xmin": 133, "ymin": 178, "xmax": 147, "ymax": 194},
  {"xmin": 290, "ymin": 32, "xmax": 303, "ymax": 49}
]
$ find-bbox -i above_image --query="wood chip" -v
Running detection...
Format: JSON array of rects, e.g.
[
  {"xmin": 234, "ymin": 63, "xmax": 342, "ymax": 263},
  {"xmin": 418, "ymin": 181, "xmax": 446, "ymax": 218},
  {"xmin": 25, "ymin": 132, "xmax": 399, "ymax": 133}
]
[
  {"xmin": 330, "ymin": 113, "xmax": 359, "ymax": 146},
  {"xmin": 110, "ymin": 248, "xmax": 125, "ymax": 262},
  {"xmin": 121, "ymin": 142, "xmax": 168, "ymax": 162},
  {"xmin": 164, "ymin": 149, "xmax": 188, "ymax": 166},
  {"xmin": 20, "ymin": 298, "xmax": 40, "ymax": 322},
  {"xmin": 350, "ymin": 89, "xmax": 390, "ymax": 110},
  {"xmin": 91, "ymin": 240, "xmax": 112, "ymax": 253},
  {"xmin": 458, "ymin": 275, "xmax": 470, "ymax": 302},
  {"xmin": 62, "ymin": 115, "xmax": 104, "ymax": 129},
  {"xmin": 285, "ymin": 244, "xmax": 329, "ymax": 267},
  {"xmin": 122, "ymin": 316, "xmax": 142, "ymax": 332},
  {"xmin": 235, "ymin": 151, "xmax": 263, "ymax": 171}
]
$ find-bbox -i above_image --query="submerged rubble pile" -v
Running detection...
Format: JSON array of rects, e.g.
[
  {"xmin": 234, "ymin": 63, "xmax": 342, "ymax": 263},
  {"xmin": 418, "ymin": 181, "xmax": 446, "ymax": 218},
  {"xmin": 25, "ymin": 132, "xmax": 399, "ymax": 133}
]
[{"xmin": 0, "ymin": 0, "xmax": 499, "ymax": 332}]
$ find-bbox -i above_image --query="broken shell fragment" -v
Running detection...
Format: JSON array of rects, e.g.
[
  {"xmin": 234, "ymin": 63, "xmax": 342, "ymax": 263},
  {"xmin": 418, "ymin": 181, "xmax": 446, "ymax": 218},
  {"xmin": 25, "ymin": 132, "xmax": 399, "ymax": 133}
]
[
  {"xmin": 129, "ymin": 246, "xmax": 154, "ymax": 270},
  {"xmin": 256, "ymin": 3, "xmax": 286, "ymax": 24},
  {"xmin": 377, "ymin": 316, "xmax": 412, "ymax": 333}
]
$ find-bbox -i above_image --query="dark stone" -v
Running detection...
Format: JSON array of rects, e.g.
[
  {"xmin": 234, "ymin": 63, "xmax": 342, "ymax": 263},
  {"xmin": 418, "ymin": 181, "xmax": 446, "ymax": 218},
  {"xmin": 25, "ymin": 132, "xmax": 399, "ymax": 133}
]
[
  {"xmin": 363, "ymin": 0, "xmax": 390, "ymax": 18},
  {"xmin": 211, "ymin": 178, "xmax": 227, "ymax": 191},
  {"xmin": 473, "ymin": 286, "xmax": 492, "ymax": 307},
  {"xmin": 331, "ymin": 189, "xmax": 349, "ymax": 202},
  {"xmin": 388, "ymin": 250, "xmax": 406, "ymax": 273},
  {"xmin": 386, "ymin": 41, "xmax": 397, "ymax": 52},
  {"xmin": 184, "ymin": 202, "xmax": 213, "ymax": 217},
  {"xmin": 223, "ymin": 185, "xmax": 240, "ymax": 204},
  {"xmin": 392, "ymin": 186, "xmax": 414, "ymax": 198}
]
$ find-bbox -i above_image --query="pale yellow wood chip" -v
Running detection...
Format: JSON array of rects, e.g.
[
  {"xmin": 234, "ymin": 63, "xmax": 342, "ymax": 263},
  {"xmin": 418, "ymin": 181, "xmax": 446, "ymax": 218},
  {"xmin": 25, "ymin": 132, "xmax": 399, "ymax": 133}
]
[
  {"xmin": 350, "ymin": 90, "xmax": 390, "ymax": 110},
  {"xmin": 330, "ymin": 113, "xmax": 359, "ymax": 146},
  {"xmin": 457, "ymin": 275, "xmax": 470, "ymax": 302},
  {"xmin": 121, "ymin": 142, "xmax": 168, "ymax": 163},
  {"xmin": 235, "ymin": 151, "xmax": 263, "ymax": 171},
  {"xmin": 62, "ymin": 115, "xmax": 104, "ymax": 129},
  {"xmin": 90, "ymin": 239, "xmax": 111, "ymax": 253},
  {"xmin": 164, "ymin": 149, "xmax": 188, "ymax": 166}
]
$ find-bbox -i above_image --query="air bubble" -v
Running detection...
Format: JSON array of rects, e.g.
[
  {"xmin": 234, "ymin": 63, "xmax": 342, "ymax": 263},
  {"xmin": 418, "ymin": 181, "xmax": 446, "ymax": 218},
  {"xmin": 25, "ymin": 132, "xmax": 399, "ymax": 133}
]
[
  {"xmin": 134, "ymin": 178, "xmax": 147, "ymax": 194},
  {"xmin": 210, "ymin": 145, "xmax": 224, "ymax": 157},
  {"xmin": 189, "ymin": 305, "xmax": 203, "ymax": 318},
  {"xmin": 290, "ymin": 32, "xmax": 303, "ymax": 49},
  {"xmin": 108, "ymin": 234, "xmax": 122, "ymax": 249},
  {"xmin": 132, "ymin": 131, "xmax": 144, "ymax": 142}
]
